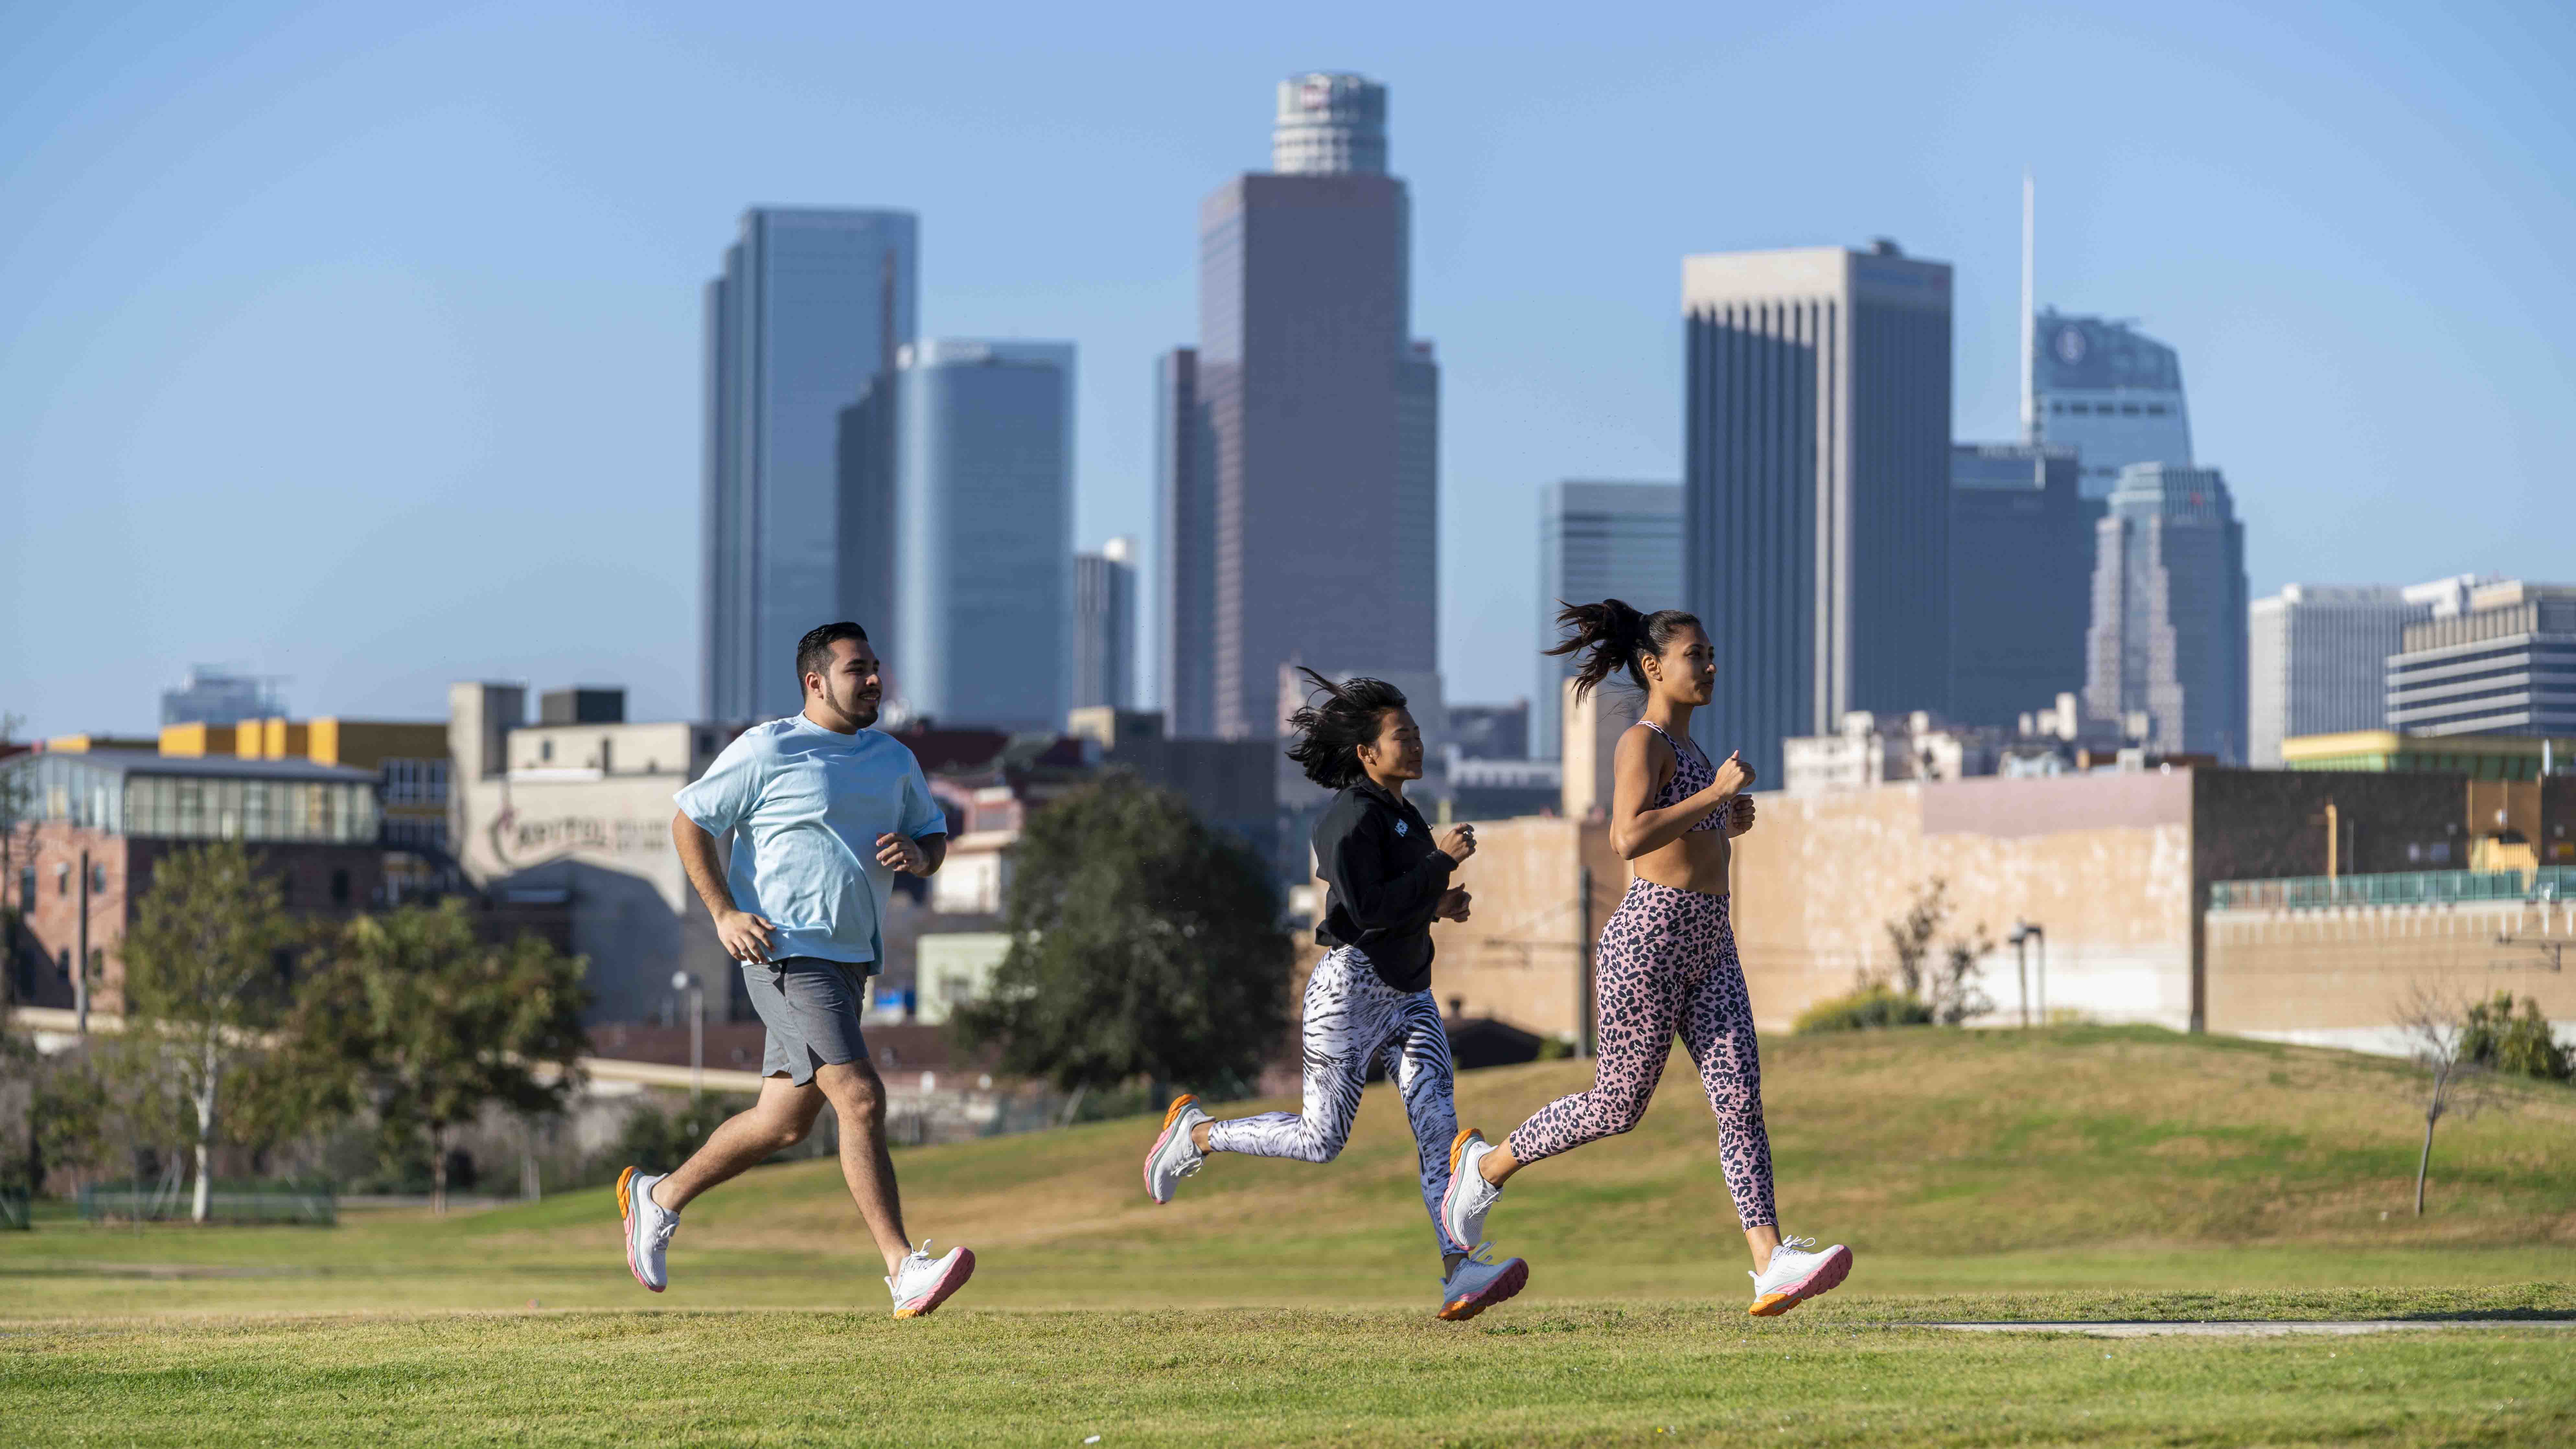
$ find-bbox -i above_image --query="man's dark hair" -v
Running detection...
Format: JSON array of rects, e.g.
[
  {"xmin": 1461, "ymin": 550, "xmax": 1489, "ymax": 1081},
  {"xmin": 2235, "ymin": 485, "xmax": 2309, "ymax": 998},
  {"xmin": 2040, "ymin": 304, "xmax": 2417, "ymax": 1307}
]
[
  {"xmin": 1283, "ymin": 667, "xmax": 1409, "ymax": 789},
  {"xmin": 796, "ymin": 622, "xmax": 870, "ymax": 686}
]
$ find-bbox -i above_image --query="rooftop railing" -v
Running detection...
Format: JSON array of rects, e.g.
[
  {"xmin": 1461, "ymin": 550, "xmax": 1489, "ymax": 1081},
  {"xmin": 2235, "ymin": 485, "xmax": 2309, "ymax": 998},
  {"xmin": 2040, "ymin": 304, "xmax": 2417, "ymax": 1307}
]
[{"xmin": 2210, "ymin": 865, "xmax": 2575, "ymax": 911}]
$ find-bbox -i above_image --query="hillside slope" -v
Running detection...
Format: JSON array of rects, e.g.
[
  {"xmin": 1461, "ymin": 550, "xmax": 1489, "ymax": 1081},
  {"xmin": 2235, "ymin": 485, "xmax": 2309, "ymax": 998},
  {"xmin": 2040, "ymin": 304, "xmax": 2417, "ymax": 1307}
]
[{"xmin": 9, "ymin": 1026, "xmax": 2572, "ymax": 1315}]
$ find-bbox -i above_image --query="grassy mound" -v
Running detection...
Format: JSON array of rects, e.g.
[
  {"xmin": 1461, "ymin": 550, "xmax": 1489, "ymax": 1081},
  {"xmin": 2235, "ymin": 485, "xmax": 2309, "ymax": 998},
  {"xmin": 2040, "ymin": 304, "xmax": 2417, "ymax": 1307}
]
[{"xmin": 5, "ymin": 1026, "xmax": 2572, "ymax": 1317}]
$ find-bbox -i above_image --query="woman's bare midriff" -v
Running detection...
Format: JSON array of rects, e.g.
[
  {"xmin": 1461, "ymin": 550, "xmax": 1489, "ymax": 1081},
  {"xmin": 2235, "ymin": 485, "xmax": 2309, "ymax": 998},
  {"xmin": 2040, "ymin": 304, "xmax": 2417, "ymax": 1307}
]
[{"xmin": 1632, "ymin": 825, "xmax": 1730, "ymax": 897}]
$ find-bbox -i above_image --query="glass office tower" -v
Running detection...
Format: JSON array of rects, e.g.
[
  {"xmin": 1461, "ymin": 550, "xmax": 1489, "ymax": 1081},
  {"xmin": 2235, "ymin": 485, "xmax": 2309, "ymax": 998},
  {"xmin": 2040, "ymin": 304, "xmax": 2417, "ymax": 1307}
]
[
  {"xmin": 702, "ymin": 208, "xmax": 917, "ymax": 721},
  {"xmin": 2030, "ymin": 308, "xmax": 2193, "ymax": 500},
  {"xmin": 1682, "ymin": 242, "xmax": 1954, "ymax": 783},
  {"xmin": 892, "ymin": 340, "xmax": 1075, "ymax": 732},
  {"xmin": 2084, "ymin": 463, "xmax": 2249, "ymax": 760},
  {"xmin": 1947, "ymin": 443, "xmax": 2087, "ymax": 728},
  {"xmin": 1535, "ymin": 481, "xmax": 1682, "ymax": 760}
]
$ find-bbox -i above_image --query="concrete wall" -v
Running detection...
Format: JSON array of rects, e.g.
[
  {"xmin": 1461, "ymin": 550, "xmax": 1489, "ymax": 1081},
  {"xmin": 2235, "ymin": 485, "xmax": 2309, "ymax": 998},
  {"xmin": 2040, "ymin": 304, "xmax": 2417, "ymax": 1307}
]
[
  {"xmin": 2207, "ymin": 896, "xmax": 2576, "ymax": 1055},
  {"xmin": 1729, "ymin": 772, "xmax": 2198, "ymax": 1033},
  {"xmin": 1416, "ymin": 814, "xmax": 1627, "ymax": 1042}
]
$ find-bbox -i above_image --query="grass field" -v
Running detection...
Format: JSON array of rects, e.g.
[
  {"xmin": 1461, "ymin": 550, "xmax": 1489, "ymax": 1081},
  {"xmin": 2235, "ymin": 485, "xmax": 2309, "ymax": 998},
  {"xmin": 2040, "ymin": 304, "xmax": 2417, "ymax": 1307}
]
[{"xmin": 7, "ymin": 1025, "xmax": 2575, "ymax": 1444}]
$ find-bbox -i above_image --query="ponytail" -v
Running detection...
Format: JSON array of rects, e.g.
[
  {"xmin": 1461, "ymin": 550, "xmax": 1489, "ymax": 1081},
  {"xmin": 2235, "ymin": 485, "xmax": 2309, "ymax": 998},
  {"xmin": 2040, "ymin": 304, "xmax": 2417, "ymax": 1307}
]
[{"xmin": 1547, "ymin": 599, "xmax": 1702, "ymax": 703}]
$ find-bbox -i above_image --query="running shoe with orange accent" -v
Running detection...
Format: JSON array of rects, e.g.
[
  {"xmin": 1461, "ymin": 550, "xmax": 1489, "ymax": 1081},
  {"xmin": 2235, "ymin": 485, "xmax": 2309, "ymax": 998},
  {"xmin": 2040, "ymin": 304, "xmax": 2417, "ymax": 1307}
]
[
  {"xmin": 1143, "ymin": 1094, "xmax": 1210, "ymax": 1204},
  {"xmin": 1438, "ymin": 1128, "xmax": 1501, "ymax": 1252},
  {"xmin": 1437, "ymin": 1243, "xmax": 1528, "ymax": 1322},
  {"xmin": 616, "ymin": 1166, "xmax": 677, "ymax": 1293},
  {"xmin": 1748, "ymin": 1236, "xmax": 1851, "ymax": 1317}
]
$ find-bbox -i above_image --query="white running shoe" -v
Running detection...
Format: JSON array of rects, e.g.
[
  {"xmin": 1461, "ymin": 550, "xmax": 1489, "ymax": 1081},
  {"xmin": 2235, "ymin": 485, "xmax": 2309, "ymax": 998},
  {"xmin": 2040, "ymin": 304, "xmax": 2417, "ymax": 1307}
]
[
  {"xmin": 1748, "ymin": 1235, "xmax": 1852, "ymax": 1317},
  {"xmin": 887, "ymin": 1240, "xmax": 976, "ymax": 1319},
  {"xmin": 1437, "ymin": 1243, "xmax": 1529, "ymax": 1322},
  {"xmin": 1438, "ymin": 1129, "xmax": 1501, "ymax": 1253},
  {"xmin": 1143, "ymin": 1094, "xmax": 1211, "ymax": 1204},
  {"xmin": 617, "ymin": 1166, "xmax": 678, "ymax": 1293}
]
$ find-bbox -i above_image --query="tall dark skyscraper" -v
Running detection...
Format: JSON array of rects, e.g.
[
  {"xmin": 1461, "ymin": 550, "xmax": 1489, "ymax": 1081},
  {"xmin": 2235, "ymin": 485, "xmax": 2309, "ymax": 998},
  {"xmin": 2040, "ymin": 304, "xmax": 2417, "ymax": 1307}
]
[
  {"xmin": 703, "ymin": 208, "xmax": 916, "ymax": 721},
  {"xmin": 1156, "ymin": 348, "xmax": 1217, "ymax": 736},
  {"xmin": 1159, "ymin": 73, "xmax": 1438, "ymax": 740},
  {"xmin": 2084, "ymin": 463, "xmax": 2249, "ymax": 760},
  {"xmin": 1681, "ymin": 242, "xmax": 1954, "ymax": 782},
  {"xmin": 1948, "ymin": 443, "xmax": 2087, "ymax": 727}
]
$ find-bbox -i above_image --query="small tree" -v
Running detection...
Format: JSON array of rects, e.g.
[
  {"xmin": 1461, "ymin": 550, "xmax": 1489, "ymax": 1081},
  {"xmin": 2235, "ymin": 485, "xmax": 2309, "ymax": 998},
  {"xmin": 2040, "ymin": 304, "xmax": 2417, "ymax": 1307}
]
[
  {"xmin": 1878, "ymin": 879, "xmax": 1995, "ymax": 1025},
  {"xmin": 954, "ymin": 774, "xmax": 1290, "ymax": 1103},
  {"xmin": 118, "ymin": 842, "xmax": 302, "ymax": 1222},
  {"xmin": 285, "ymin": 901, "xmax": 588, "ymax": 1213},
  {"xmin": 2395, "ymin": 985, "xmax": 2501, "ymax": 1217}
]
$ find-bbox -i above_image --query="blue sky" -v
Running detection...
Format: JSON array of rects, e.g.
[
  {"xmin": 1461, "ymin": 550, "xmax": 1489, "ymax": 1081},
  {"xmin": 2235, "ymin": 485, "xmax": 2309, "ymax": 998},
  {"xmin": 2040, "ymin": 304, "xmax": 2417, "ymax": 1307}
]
[{"xmin": 4, "ymin": 0, "xmax": 2569, "ymax": 738}]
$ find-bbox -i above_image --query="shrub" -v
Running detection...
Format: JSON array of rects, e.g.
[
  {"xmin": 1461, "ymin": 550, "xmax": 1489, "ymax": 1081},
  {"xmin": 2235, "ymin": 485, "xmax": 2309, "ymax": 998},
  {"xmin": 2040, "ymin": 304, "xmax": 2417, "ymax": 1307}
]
[
  {"xmin": 1794, "ymin": 985, "xmax": 1934, "ymax": 1034},
  {"xmin": 2461, "ymin": 993, "xmax": 2571, "ymax": 1082}
]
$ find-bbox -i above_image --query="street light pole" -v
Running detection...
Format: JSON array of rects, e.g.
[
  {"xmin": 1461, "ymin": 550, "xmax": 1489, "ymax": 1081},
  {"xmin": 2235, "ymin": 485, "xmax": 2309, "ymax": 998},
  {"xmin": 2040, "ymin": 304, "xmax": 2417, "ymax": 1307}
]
[
  {"xmin": 75, "ymin": 849, "xmax": 90, "ymax": 1036},
  {"xmin": 671, "ymin": 970, "xmax": 703, "ymax": 1096},
  {"xmin": 2009, "ymin": 921, "xmax": 2030, "ymax": 1028}
]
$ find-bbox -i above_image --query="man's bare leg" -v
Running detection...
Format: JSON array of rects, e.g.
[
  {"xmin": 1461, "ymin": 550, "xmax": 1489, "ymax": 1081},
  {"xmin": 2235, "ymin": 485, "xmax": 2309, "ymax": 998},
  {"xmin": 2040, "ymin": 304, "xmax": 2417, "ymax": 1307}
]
[
  {"xmin": 652, "ymin": 1075, "xmax": 822, "ymax": 1212},
  {"xmin": 814, "ymin": 1060, "xmax": 913, "ymax": 1274}
]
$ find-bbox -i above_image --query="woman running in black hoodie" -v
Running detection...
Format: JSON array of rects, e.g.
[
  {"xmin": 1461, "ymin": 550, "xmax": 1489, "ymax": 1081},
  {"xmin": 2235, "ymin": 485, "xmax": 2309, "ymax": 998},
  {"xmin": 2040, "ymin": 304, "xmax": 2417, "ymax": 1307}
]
[{"xmin": 1140, "ymin": 669, "xmax": 1528, "ymax": 1321}]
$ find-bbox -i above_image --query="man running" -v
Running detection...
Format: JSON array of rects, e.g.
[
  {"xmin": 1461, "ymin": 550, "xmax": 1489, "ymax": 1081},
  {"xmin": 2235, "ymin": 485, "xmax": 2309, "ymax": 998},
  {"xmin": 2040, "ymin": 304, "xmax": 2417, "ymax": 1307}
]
[{"xmin": 619, "ymin": 621, "xmax": 975, "ymax": 1318}]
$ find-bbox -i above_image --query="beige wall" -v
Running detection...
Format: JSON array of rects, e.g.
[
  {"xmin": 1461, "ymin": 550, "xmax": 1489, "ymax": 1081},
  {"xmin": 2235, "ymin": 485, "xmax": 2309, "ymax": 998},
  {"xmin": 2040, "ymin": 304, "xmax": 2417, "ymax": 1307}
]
[
  {"xmin": 1728, "ymin": 774, "xmax": 2198, "ymax": 1033},
  {"xmin": 2208, "ymin": 898, "xmax": 2576, "ymax": 1054},
  {"xmin": 1421, "ymin": 814, "xmax": 1627, "ymax": 1042}
]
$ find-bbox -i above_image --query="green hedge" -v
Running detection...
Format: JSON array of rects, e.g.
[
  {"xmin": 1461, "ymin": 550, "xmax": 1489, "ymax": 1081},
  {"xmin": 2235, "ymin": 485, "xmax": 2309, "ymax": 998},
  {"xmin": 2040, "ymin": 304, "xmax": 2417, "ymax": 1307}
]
[{"xmin": 1793, "ymin": 985, "xmax": 1934, "ymax": 1034}]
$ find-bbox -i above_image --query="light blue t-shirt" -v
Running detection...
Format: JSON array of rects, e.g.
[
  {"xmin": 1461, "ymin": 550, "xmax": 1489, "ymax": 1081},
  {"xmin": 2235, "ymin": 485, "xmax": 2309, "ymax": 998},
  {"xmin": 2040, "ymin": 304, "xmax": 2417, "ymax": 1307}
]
[{"xmin": 673, "ymin": 716, "xmax": 949, "ymax": 972}]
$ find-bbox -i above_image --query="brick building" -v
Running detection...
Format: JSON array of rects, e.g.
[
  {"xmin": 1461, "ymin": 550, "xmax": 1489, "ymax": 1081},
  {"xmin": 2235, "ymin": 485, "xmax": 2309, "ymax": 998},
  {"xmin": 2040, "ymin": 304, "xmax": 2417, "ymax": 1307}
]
[{"xmin": 4, "ymin": 748, "xmax": 385, "ymax": 1015}]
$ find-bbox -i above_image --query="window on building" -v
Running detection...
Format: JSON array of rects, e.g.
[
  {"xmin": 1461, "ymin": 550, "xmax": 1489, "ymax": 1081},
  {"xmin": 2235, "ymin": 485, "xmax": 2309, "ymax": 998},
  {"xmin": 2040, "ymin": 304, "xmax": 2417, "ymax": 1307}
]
[
  {"xmin": 2146, "ymin": 404, "xmax": 2168, "ymax": 415},
  {"xmin": 58, "ymin": 866, "xmax": 68, "ymax": 897},
  {"xmin": 330, "ymin": 869, "xmax": 351, "ymax": 907},
  {"xmin": 57, "ymin": 947, "xmax": 70, "ymax": 980},
  {"xmin": 540, "ymin": 740, "xmax": 554, "ymax": 763},
  {"xmin": 2121, "ymin": 403, "xmax": 2140, "ymax": 415},
  {"xmin": 91, "ymin": 862, "xmax": 106, "ymax": 893},
  {"xmin": 601, "ymin": 740, "xmax": 614, "ymax": 774}
]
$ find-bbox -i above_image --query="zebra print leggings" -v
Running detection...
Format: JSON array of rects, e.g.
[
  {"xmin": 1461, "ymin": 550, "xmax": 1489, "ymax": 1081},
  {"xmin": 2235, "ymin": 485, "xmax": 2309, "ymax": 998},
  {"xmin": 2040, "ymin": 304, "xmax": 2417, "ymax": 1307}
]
[{"xmin": 1205, "ymin": 946, "xmax": 1459, "ymax": 1255}]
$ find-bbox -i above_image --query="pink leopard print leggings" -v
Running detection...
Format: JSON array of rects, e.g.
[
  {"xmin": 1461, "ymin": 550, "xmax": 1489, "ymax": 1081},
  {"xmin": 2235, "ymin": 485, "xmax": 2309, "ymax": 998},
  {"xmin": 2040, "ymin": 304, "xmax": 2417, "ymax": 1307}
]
[{"xmin": 1506, "ymin": 878, "xmax": 1777, "ymax": 1230}]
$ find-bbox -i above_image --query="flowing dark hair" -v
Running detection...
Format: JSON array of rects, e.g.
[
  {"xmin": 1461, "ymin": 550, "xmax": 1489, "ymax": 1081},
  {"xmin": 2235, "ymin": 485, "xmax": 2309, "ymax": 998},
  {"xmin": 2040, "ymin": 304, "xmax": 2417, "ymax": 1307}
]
[
  {"xmin": 1546, "ymin": 599, "xmax": 1703, "ymax": 704},
  {"xmin": 1282, "ymin": 667, "xmax": 1410, "ymax": 789}
]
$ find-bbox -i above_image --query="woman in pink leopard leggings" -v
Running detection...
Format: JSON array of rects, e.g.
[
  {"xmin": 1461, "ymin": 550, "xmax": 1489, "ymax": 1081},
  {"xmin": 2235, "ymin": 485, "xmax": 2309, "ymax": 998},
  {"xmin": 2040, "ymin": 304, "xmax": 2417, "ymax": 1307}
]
[{"xmin": 1436, "ymin": 599, "xmax": 1853, "ymax": 1317}]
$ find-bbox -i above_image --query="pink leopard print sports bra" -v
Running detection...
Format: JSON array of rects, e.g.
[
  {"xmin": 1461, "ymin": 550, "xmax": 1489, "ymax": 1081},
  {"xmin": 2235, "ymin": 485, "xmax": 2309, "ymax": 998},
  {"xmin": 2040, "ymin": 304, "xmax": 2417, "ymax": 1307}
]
[{"xmin": 1641, "ymin": 720, "xmax": 1725, "ymax": 832}]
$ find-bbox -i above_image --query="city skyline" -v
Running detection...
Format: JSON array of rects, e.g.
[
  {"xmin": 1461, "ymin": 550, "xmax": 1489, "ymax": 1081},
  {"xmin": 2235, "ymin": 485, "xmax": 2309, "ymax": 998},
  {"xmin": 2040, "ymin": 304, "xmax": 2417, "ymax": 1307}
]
[{"xmin": 6, "ymin": 6, "xmax": 2572, "ymax": 737}]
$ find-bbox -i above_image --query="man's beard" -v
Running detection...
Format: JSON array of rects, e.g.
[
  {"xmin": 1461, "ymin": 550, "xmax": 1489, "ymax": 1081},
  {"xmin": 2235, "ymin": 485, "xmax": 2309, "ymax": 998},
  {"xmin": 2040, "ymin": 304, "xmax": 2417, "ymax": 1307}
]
[{"xmin": 841, "ymin": 683, "xmax": 881, "ymax": 728}]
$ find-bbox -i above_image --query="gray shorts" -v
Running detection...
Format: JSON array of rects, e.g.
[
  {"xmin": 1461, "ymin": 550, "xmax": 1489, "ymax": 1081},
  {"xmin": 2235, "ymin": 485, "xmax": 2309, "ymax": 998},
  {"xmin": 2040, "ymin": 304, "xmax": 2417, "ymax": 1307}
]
[{"xmin": 740, "ymin": 957, "xmax": 871, "ymax": 1086}]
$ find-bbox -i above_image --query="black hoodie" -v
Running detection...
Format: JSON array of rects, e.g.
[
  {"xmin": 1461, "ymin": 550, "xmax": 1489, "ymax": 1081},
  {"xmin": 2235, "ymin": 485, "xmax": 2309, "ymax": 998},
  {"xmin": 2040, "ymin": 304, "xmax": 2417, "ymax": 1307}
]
[{"xmin": 1311, "ymin": 778, "xmax": 1455, "ymax": 992}]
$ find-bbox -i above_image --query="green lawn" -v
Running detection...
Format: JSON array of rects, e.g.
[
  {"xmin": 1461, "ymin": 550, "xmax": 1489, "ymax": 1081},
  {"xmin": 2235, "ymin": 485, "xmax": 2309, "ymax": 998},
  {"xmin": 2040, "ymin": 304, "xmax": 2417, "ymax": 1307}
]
[{"xmin": 6, "ymin": 1026, "xmax": 2574, "ymax": 1444}]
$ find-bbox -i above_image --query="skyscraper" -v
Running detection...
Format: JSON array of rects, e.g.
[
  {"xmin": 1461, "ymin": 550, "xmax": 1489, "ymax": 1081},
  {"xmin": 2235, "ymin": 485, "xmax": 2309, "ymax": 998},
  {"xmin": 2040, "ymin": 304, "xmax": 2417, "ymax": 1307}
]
[
  {"xmin": 2386, "ymin": 578, "xmax": 2576, "ymax": 738},
  {"xmin": 1535, "ymin": 481, "xmax": 1682, "ymax": 760},
  {"xmin": 1947, "ymin": 443, "xmax": 2087, "ymax": 728},
  {"xmin": 1074, "ymin": 537, "xmax": 1138, "ymax": 714},
  {"xmin": 2030, "ymin": 308, "xmax": 2193, "ymax": 500},
  {"xmin": 1155, "ymin": 349, "xmax": 1217, "ymax": 735},
  {"xmin": 703, "ymin": 208, "xmax": 917, "ymax": 720},
  {"xmin": 1164, "ymin": 72, "xmax": 1437, "ymax": 740},
  {"xmin": 1681, "ymin": 242, "xmax": 1954, "ymax": 783},
  {"xmin": 2084, "ymin": 463, "xmax": 2248, "ymax": 760},
  {"xmin": 891, "ymin": 340, "xmax": 1074, "ymax": 732},
  {"xmin": 2246, "ymin": 584, "xmax": 2428, "ymax": 765}
]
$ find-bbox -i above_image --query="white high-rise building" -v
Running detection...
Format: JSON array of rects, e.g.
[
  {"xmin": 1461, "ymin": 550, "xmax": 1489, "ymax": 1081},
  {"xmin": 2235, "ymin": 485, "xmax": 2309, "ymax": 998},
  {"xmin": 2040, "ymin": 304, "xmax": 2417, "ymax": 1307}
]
[{"xmin": 2247, "ymin": 585, "xmax": 2429, "ymax": 766}]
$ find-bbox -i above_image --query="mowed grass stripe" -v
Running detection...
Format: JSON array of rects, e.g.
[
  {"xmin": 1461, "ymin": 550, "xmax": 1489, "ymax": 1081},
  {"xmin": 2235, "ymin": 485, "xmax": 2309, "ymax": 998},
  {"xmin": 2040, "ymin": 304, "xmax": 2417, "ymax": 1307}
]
[{"xmin": 4, "ymin": 1305, "xmax": 2572, "ymax": 1448}]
